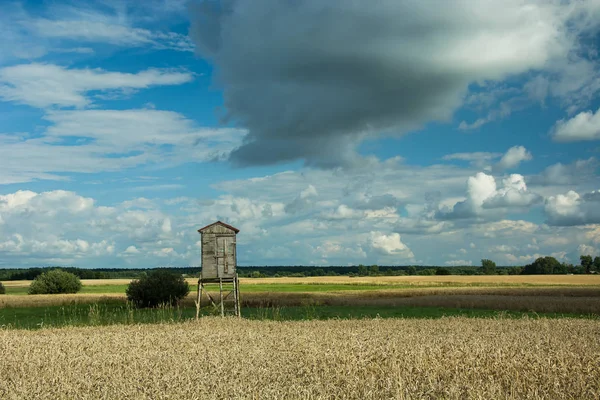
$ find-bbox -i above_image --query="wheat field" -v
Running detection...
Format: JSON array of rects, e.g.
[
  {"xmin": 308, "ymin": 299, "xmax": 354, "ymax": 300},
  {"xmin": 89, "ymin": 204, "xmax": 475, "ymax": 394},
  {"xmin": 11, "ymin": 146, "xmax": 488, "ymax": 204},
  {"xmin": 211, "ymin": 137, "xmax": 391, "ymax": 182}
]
[
  {"xmin": 3, "ymin": 274, "xmax": 600, "ymax": 289},
  {"xmin": 1, "ymin": 317, "xmax": 598, "ymax": 399},
  {"xmin": 238, "ymin": 275, "xmax": 600, "ymax": 286}
]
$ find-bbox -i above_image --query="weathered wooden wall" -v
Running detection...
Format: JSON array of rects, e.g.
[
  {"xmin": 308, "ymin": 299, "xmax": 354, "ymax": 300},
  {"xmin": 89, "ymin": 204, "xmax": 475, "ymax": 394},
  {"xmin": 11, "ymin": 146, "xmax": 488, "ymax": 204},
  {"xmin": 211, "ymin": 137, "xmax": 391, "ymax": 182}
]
[{"xmin": 200, "ymin": 224, "xmax": 237, "ymax": 280}]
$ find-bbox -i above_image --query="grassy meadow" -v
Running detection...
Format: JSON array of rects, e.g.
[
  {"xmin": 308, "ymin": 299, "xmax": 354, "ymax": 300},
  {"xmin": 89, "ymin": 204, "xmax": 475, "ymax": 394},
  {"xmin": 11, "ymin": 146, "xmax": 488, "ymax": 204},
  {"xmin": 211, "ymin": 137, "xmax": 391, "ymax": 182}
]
[{"xmin": 1, "ymin": 275, "xmax": 600, "ymax": 329}]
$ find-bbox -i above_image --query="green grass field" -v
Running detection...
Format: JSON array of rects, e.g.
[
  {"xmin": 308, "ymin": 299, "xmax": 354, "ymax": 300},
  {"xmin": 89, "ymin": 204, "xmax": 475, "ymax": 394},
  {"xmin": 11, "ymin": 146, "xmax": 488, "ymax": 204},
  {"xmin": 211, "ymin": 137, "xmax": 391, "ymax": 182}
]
[
  {"xmin": 7, "ymin": 281, "xmax": 596, "ymax": 296},
  {"xmin": 2, "ymin": 278, "xmax": 600, "ymax": 330},
  {"xmin": 1, "ymin": 299, "xmax": 596, "ymax": 330},
  {"xmin": 2, "ymin": 283, "xmax": 445, "ymax": 296}
]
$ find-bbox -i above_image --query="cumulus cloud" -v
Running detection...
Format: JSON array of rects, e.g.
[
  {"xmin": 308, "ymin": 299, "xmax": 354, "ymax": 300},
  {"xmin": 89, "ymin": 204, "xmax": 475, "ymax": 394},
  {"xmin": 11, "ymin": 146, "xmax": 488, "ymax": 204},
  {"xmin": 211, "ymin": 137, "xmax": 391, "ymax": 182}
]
[
  {"xmin": 483, "ymin": 175, "xmax": 542, "ymax": 208},
  {"xmin": 0, "ymin": 63, "xmax": 193, "ymax": 109},
  {"xmin": 552, "ymin": 108, "xmax": 600, "ymax": 141},
  {"xmin": 495, "ymin": 146, "xmax": 533, "ymax": 170},
  {"xmin": 545, "ymin": 190, "xmax": 600, "ymax": 226},
  {"xmin": 190, "ymin": 0, "xmax": 586, "ymax": 167},
  {"xmin": 369, "ymin": 232, "xmax": 414, "ymax": 259},
  {"xmin": 1, "ymin": 166, "xmax": 599, "ymax": 267},
  {"xmin": 438, "ymin": 172, "xmax": 541, "ymax": 219},
  {"xmin": 0, "ymin": 190, "xmax": 195, "ymax": 266},
  {"xmin": 532, "ymin": 157, "xmax": 599, "ymax": 186},
  {"xmin": 284, "ymin": 185, "xmax": 319, "ymax": 214}
]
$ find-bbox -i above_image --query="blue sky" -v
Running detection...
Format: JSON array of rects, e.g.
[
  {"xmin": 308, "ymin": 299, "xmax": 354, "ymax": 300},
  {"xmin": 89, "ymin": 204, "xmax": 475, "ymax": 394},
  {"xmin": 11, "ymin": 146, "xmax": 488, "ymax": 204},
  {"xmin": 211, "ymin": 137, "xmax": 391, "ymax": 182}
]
[{"xmin": 0, "ymin": 0, "xmax": 599, "ymax": 269}]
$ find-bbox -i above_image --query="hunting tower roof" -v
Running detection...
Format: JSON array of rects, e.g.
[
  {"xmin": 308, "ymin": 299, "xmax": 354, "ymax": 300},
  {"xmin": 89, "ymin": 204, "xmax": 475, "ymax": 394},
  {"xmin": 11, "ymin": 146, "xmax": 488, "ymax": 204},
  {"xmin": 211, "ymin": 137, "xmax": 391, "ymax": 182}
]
[{"xmin": 197, "ymin": 221, "xmax": 240, "ymax": 233}]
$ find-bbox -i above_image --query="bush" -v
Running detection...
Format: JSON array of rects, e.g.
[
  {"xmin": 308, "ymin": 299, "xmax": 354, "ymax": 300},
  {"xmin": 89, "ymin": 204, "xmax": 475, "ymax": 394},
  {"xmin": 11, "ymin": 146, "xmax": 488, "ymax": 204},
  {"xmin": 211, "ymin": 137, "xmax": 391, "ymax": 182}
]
[
  {"xmin": 28, "ymin": 269, "xmax": 82, "ymax": 294},
  {"xmin": 126, "ymin": 270, "xmax": 189, "ymax": 308},
  {"xmin": 0, "ymin": 282, "xmax": 5, "ymax": 295}
]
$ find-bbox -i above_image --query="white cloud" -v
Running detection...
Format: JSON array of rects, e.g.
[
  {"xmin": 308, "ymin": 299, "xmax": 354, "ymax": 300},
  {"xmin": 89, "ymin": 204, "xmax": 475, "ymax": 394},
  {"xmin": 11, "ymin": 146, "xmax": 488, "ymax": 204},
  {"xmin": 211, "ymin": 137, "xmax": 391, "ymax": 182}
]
[
  {"xmin": 532, "ymin": 157, "xmax": 599, "ymax": 187},
  {"xmin": 445, "ymin": 260, "xmax": 472, "ymax": 266},
  {"xmin": 475, "ymin": 220, "xmax": 540, "ymax": 237},
  {"xmin": 442, "ymin": 152, "xmax": 501, "ymax": 168},
  {"xmin": 545, "ymin": 190, "xmax": 600, "ymax": 226},
  {"xmin": 552, "ymin": 108, "xmax": 600, "ymax": 142},
  {"xmin": 0, "ymin": 190, "xmax": 182, "ymax": 265},
  {"xmin": 0, "ymin": 63, "xmax": 193, "ymax": 109},
  {"xmin": 369, "ymin": 232, "xmax": 414, "ymax": 259},
  {"xmin": 284, "ymin": 185, "xmax": 319, "ymax": 214},
  {"xmin": 439, "ymin": 172, "xmax": 540, "ymax": 219},
  {"xmin": 577, "ymin": 244, "xmax": 598, "ymax": 257},
  {"xmin": 483, "ymin": 174, "xmax": 542, "ymax": 208},
  {"xmin": 0, "ymin": 2, "xmax": 194, "ymax": 65},
  {"xmin": 443, "ymin": 146, "xmax": 532, "ymax": 171},
  {"xmin": 0, "ymin": 109, "xmax": 246, "ymax": 184},
  {"xmin": 30, "ymin": 18, "xmax": 193, "ymax": 52},
  {"xmin": 1, "ymin": 173, "xmax": 599, "ymax": 267},
  {"xmin": 496, "ymin": 146, "xmax": 533, "ymax": 170},
  {"xmin": 323, "ymin": 205, "xmax": 365, "ymax": 220},
  {"xmin": 124, "ymin": 246, "xmax": 140, "ymax": 254}
]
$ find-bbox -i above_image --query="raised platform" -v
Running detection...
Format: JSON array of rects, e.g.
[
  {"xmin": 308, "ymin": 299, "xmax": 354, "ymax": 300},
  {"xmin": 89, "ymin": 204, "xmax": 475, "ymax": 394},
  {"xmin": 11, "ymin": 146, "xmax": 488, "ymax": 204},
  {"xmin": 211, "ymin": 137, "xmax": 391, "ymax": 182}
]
[
  {"xmin": 198, "ymin": 277, "xmax": 236, "ymax": 284},
  {"xmin": 195, "ymin": 274, "xmax": 240, "ymax": 318}
]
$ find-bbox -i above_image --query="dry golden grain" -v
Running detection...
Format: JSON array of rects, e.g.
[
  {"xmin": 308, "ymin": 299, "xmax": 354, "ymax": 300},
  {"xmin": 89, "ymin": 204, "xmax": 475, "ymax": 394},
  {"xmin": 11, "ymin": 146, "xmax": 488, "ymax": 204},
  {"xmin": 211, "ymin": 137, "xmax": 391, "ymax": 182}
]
[
  {"xmin": 4, "ymin": 274, "xmax": 600, "ymax": 290},
  {"xmin": 238, "ymin": 274, "xmax": 600, "ymax": 286},
  {"xmin": 0, "ymin": 294, "xmax": 125, "ymax": 308},
  {"xmin": 0, "ymin": 317, "xmax": 598, "ymax": 399}
]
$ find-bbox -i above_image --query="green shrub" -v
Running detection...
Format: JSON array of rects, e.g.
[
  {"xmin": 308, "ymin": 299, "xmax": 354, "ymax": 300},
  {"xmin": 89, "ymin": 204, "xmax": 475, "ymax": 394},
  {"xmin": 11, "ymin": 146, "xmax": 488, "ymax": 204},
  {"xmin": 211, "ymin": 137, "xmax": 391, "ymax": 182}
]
[
  {"xmin": 0, "ymin": 282, "xmax": 5, "ymax": 295},
  {"xmin": 126, "ymin": 270, "xmax": 189, "ymax": 308},
  {"xmin": 28, "ymin": 269, "xmax": 82, "ymax": 294}
]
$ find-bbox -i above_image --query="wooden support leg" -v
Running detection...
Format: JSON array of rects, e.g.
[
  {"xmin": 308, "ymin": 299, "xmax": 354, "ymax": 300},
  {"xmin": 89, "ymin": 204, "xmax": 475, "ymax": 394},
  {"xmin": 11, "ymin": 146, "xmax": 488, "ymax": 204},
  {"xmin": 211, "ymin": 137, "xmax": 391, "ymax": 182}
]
[
  {"xmin": 195, "ymin": 281, "xmax": 202, "ymax": 320},
  {"xmin": 236, "ymin": 274, "xmax": 241, "ymax": 318},
  {"xmin": 205, "ymin": 291, "xmax": 217, "ymax": 308},
  {"xmin": 233, "ymin": 275, "xmax": 238, "ymax": 317},
  {"xmin": 219, "ymin": 278, "xmax": 224, "ymax": 317}
]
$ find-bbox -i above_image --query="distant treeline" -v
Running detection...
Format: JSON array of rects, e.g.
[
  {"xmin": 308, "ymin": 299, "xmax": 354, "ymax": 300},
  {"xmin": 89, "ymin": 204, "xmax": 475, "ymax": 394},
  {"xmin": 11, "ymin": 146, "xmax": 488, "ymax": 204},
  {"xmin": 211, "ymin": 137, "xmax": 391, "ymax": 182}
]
[
  {"xmin": 0, "ymin": 264, "xmax": 525, "ymax": 281},
  {"xmin": 0, "ymin": 257, "xmax": 596, "ymax": 281}
]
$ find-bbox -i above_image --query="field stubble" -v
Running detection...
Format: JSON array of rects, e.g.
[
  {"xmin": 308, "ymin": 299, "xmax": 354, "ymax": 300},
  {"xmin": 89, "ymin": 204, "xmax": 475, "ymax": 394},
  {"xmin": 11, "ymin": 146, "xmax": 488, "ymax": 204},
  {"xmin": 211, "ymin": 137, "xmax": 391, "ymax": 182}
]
[{"xmin": 1, "ymin": 317, "xmax": 598, "ymax": 399}]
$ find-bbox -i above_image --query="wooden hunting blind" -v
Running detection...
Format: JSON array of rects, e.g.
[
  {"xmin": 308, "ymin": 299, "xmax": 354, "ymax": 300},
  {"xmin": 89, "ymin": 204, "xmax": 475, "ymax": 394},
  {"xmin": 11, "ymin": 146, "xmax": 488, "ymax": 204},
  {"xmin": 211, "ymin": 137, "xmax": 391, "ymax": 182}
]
[{"xmin": 195, "ymin": 221, "xmax": 241, "ymax": 318}]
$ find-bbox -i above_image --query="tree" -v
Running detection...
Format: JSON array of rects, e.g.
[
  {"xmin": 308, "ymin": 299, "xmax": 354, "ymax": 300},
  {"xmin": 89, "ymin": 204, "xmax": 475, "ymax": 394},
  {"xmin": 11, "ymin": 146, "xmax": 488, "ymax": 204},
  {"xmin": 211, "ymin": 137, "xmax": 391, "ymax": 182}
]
[
  {"xmin": 357, "ymin": 264, "xmax": 368, "ymax": 276},
  {"xmin": 481, "ymin": 259, "xmax": 496, "ymax": 275},
  {"xmin": 28, "ymin": 269, "xmax": 82, "ymax": 294},
  {"xmin": 580, "ymin": 255, "xmax": 593, "ymax": 274},
  {"xmin": 435, "ymin": 267, "xmax": 451, "ymax": 275},
  {"xmin": 418, "ymin": 268, "xmax": 436, "ymax": 276},
  {"xmin": 369, "ymin": 265, "xmax": 379, "ymax": 276},
  {"xmin": 594, "ymin": 256, "xmax": 600, "ymax": 273},
  {"xmin": 126, "ymin": 270, "xmax": 189, "ymax": 308},
  {"xmin": 0, "ymin": 282, "xmax": 5, "ymax": 295},
  {"xmin": 522, "ymin": 256, "xmax": 561, "ymax": 274}
]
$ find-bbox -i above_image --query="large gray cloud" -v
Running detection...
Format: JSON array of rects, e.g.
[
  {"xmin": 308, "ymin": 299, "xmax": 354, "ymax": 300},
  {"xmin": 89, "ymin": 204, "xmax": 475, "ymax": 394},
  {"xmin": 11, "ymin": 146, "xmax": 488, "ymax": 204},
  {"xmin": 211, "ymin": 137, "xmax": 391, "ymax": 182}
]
[{"xmin": 189, "ymin": 0, "xmax": 588, "ymax": 167}]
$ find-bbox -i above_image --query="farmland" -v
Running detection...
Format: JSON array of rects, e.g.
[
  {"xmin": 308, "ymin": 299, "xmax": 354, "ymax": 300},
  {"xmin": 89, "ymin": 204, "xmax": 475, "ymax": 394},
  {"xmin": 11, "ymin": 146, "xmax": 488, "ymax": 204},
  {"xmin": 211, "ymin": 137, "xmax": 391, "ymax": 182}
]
[
  {"xmin": 1, "ymin": 275, "xmax": 600, "ymax": 328},
  {"xmin": 1, "ymin": 317, "xmax": 599, "ymax": 399},
  {"xmin": 1, "ymin": 275, "xmax": 599, "ymax": 398}
]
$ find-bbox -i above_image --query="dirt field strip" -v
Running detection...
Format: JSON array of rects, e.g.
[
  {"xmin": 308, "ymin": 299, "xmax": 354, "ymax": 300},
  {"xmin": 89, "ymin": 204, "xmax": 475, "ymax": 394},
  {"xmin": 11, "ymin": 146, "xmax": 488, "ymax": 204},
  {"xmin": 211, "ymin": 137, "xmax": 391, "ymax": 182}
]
[{"xmin": 1, "ymin": 317, "xmax": 598, "ymax": 399}]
